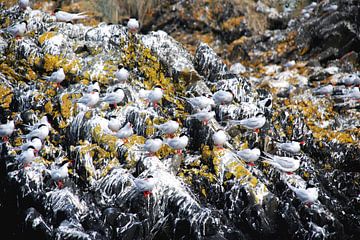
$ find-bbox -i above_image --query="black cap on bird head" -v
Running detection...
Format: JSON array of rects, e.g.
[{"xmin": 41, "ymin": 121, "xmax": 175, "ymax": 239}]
[
  {"xmin": 114, "ymin": 87, "xmax": 123, "ymax": 92},
  {"xmin": 30, "ymin": 136, "xmax": 40, "ymax": 141},
  {"xmin": 92, "ymin": 89, "xmax": 99, "ymax": 93},
  {"xmin": 109, "ymin": 115, "xmax": 117, "ymax": 119},
  {"xmin": 146, "ymin": 175, "xmax": 154, "ymax": 179},
  {"xmin": 27, "ymin": 145, "xmax": 36, "ymax": 150},
  {"xmin": 20, "ymin": 20, "xmax": 28, "ymax": 26},
  {"xmin": 179, "ymin": 133, "xmax": 187, "ymax": 137},
  {"xmin": 255, "ymin": 112, "xmax": 264, "ymax": 117},
  {"xmin": 38, "ymin": 123, "xmax": 47, "ymax": 129}
]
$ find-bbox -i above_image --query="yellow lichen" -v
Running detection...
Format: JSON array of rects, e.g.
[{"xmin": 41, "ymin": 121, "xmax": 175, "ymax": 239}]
[{"xmin": 38, "ymin": 32, "xmax": 57, "ymax": 45}]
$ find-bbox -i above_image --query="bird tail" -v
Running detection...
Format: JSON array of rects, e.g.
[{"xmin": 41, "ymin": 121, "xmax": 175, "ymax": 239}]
[
  {"xmin": 42, "ymin": 76, "xmax": 51, "ymax": 81},
  {"xmin": 74, "ymin": 12, "xmax": 88, "ymax": 20}
]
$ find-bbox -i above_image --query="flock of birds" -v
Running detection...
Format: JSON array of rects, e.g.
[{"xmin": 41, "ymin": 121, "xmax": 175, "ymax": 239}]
[{"xmin": 0, "ymin": 0, "xmax": 320, "ymax": 205}]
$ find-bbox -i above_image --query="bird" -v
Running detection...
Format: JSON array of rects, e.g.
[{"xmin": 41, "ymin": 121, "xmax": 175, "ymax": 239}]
[
  {"xmin": 154, "ymin": 120, "xmax": 179, "ymax": 138},
  {"xmin": 183, "ymin": 95, "xmax": 215, "ymax": 111},
  {"xmin": 164, "ymin": 134, "xmax": 188, "ymax": 155},
  {"xmin": 287, "ymin": 182, "xmax": 318, "ymax": 205},
  {"xmin": 18, "ymin": 0, "xmax": 30, "ymax": 10},
  {"xmin": 73, "ymin": 89, "xmax": 100, "ymax": 108},
  {"xmin": 86, "ymin": 81, "xmax": 100, "ymax": 93},
  {"xmin": 313, "ymin": 85, "xmax": 333, "ymax": 95},
  {"xmin": 276, "ymin": 141, "xmax": 304, "ymax": 154},
  {"xmin": 230, "ymin": 113, "xmax": 266, "ymax": 132},
  {"xmin": 115, "ymin": 122, "xmax": 133, "ymax": 143},
  {"xmin": 146, "ymin": 87, "xmax": 163, "ymax": 108},
  {"xmin": 54, "ymin": 9, "xmax": 88, "ymax": 22},
  {"xmin": 114, "ymin": 67, "xmax": 130, "ymax": 83},
  {"xmin": 133, "ymin": 175, "xmax": 157, "ymax": 198},
  {"xmin": 22, "ymin": 123, "xmax": 50, "ymax": 141},
  {"xmin": 47, "ymin": 162, "xmax": 70, "ymax": 189},
  {"xmin": 212, "ymin": 130, "xmax": 227, "ymax": 149},
  {"xmin": 25, "ymin": 115, "xmax": 51, "ymax": 132},
  {"xmin": 127, "ymin": 18, "xmax": 139, "ymax": 33},
  {"xmin": 188, "ymin": 111, "xmax": 215, "ymax": 125},
  {"xmin": 0, "ymin": 118, "xmax": 15, "ymax": 142},
  {"xmin": 42, "ymin": 68, "xmax": 65, "ymax": 88},
  {"xmin": 335, "ymin": 87, "xmax": 360, "ymax": 100},
  {"xmin": 107, "ymin": 115, "xmax": 121, "ymax": 132},
  {"xmin": 16, "ymin": 145, "xmax": 36, "ymax": 168},
  {"xmin": 261, "ymin": 152, "xmax": 300, "ymax": 174},
  {"xmin": 140, "ymin": 138, "xmax": 163, "ymax": 156},
  {"xmin": 20, "ymin": 137, "xmax": 42, "ymax": 156},
  {"xmin": 212, "ymin": 90, "xmax": 233, "ymax": 105},
  {"xmin": 99, "ymin": 87, "xmax": 125, "ymax": 107},
  {"xmin": 235, "ymin": 148, "xmax": 261, "ymax": 166},
  {"xmin": 1, "ymin": 21, "xmax": 27, "ymax": 38},
  {"xmin": 340, "ymin": 74, "xmax": 360, "ymax": 86}
]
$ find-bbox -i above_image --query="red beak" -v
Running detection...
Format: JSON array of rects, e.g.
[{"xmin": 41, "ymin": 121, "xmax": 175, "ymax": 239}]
[{"xmin": 300, "ymin": 141, "xmax": 305, "ymax": 145}]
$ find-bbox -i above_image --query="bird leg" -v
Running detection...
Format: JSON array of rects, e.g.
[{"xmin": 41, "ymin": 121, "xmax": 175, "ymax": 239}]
[
  {"xmin": 166, "ymin": 133, "xmax": 175, "ymax": 138},
  {"xmin": 23, "ymin": 162, "xmax": 31, "ymax": 168},
  {"xmin": 176, "ymin": 149, "xmax": 182, "ymax": 155},
  {"xmin": 247, "ymin": 162, "xmax": 255, "ymax": 167},
  {"xmin": 203, "ymin": 120, "xmax": 208, "ymax": 125},
  {"xmin": 143, "ymin": 191, "xmax": 151, "ymax": 198},
  {"xmin": 2, "ymin": 136, "xmax": 8, "ymax": 142},
  {"xmin": 123, "ymin": 138, "xmax": 129, "ymax": 144},
  {"xmin": 255, "ymin": 128, "xmax": 260, "ymax": 133},
  {"xmin": 286, "ymin": 172, "xmax": 293, "ymax": 175},
  {"xmin": 215, "ymin": 145, "xmax": 224, "ymax": 150},
  {"xmin": 114, "ymin": 102, "xmax": 117, "ymax": 108},
  {"xmin": 57, "ymin": 180, "xmax": 64, "ymax": 189},
  {"xmin": 34, "ymin": 150, "xmax": 39, "ymax": 157}
]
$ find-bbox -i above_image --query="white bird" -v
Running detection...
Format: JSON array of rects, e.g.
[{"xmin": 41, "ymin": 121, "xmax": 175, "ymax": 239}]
[
  {"xmin": 74, "ymin": 89, "xmax": 100, "ymax": 108},
  {"xmin": 114, "ymin": 67, "xmax": 130, "ymax": 83},
  {"xmin": 212, "ymin": 130, "xmax": 227, "ymax": 149},
  {"xmin": 25, "ymin": 116, "xmax": 51, "ymax": 132},
  {"xmin": 147, "ymin": 87, "xmax": 163, "ymax": 107},
  {"xmin": 230, "ymin": 63, "xmax": 246, "ymax": 75},
  {"xmin": 133, "ymin": 175, "xmax": 156, "ymax": 197},
  {"xmin": 335, "ymin": 87, "xmax": 360, "ymax": 100},
  {"xmin": 20, "ymin": 137, "xmax": 42, "ymax": 154},
  {"xmin": 154, "ymin": 120, "xmax": 179, "ymax": 137},
  {"xmin": 54, "ymin": 10, "xmax": 88, "ymax": 22},
  {"xmin": 0, "ymin": 119, "xmax": 15, "ymax": 142},
  {"xmin": 276, "ymin": 141, "xmax": 304, "ymax": 154},
  {"xmin": 16, "ymin": 146, "xmax": 36, "ymax": 168},
  {"xmin": 188, "ymin": 111, "xmax": 215, "ymax": 125},
  {"xmin": 47, "ymin": 162, "xmax": 70, "ymax": 189},
  {"xmin": 100, "ymin": 87, "xmax": 125, "ymax": 107},
  {"xmin": 323, "ymin": 4, "xmax": 338, "ymax": 12},
  {"xmin": 127, "ymin": 18, "xmax": 139, "ymax": 33},
  {"xmin": 22, "ymin": 124, "xmax": 50, "ymax": 141},
  {"xmin": 183, "ymin": 95, "xmax": 215, "ymax": 110},
  {"xmin": 140, "ymin": 138, "xmax": 163, "ymax": 156},
  {"xmin": 341, "ymin": 74, "xmax": 360, "ymax": 86},
  {"xmin": 19, "ymin": 0, "xmax": 30, "ymax": 10},
  {"xmin": 43, "ymin": 68, "xmax": 65, "ymax": 88},
  {"xmin": 1, "ymin": 21, "xmax": 27, "ymax": 38},
  {"xmin": 284, "ymin": 60, "xmax": 296, "ymax": 68},
  {"xmin": 262, "ymin": 152, "xmax": 300, "ymax": 174},
  {"xmin": 212, "ymin": 90, "xmax": 233, "ymax": 105},
  {"xmin": 108, "ymin": 115, "xmax": 121, "ymax": 132},
  {"xmin": 313, "ymin": 85, "xmax": 333, "ymax": 95},
  {"xmin": 236, "ymin": 148, "xmax": 261, "ymax": 166},
  {"xmin": 115, "ymin": 122, "xmax": 133, "ymax": 142},
  {"xmin": 230, "ymin": 113, "xmax": 266, "ymax": 132},
  {"xmin": 87, "ymin": 82, "xmax": 100, "ymax": 93},
  {"xmin": 164, "ymin": 134, "xmax": 189, "ymax": 154},
  {"xmin": 287, "ymin": 182, "xmax": 319, "ymax": 205}
]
